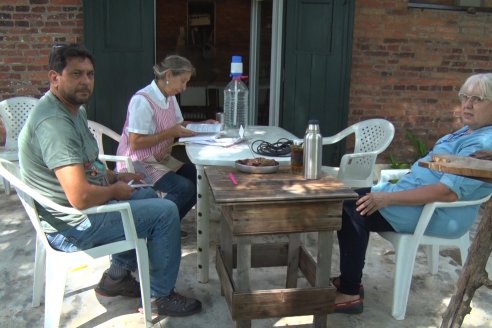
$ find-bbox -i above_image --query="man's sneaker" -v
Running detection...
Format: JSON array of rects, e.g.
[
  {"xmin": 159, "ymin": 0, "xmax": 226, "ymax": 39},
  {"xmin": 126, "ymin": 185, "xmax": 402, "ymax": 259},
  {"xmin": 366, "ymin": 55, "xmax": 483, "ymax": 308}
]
[
  {"xmin": 95, "ymin": 270, "xmax": 141, "ymax": 298},
  {"xmin": 154, "ymin": 290, "xmax": 202, "ymax": 316}
]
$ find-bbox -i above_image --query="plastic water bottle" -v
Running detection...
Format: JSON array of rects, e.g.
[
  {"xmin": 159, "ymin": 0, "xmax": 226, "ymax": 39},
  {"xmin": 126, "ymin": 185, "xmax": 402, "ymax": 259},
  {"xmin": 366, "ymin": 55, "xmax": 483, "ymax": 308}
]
[
  {"xmin": 223, "ymin": 55, "xmax": 249, "ymax": 137},
  {"xmin": 303, "ymin": 120, "xmax": 322, "ymax": 179}
]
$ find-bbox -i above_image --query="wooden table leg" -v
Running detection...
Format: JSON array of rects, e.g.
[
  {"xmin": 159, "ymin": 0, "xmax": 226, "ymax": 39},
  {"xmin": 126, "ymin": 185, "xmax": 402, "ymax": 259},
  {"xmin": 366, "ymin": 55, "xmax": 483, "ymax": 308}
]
[
  {"xmin": 196, "ymin": 164, "xmax": 210, "ymax": 283},
  {"xmin": 286, "ymin": 233, "xmax": 301, "ymax": 288},
  {"xmin": 236, "ymin": 236, "xmax": 251, "ymax": 328},
  {"xmin": 220, "ymin": 209, "xmax": 233, "ymax": 296},
  {"xmin": 313, "ymin": 231, "xmax": 333, "ymax": 328}
]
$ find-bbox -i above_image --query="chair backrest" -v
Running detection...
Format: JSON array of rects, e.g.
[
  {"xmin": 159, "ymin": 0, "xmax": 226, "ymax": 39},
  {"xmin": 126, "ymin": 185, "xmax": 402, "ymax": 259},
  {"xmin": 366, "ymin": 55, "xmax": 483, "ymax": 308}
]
[
  {"xmin": 87, "ymin": 120, "xmax": 121, "ymax": 156},
  {"xmin": 87, "ymin": 120, "xmax": 135, "ymax": 173},
  {"xmin": 0, "ymin": 159, "xmax": 83, "ymax": 253},
  {"xmin": 323, "ymin": 119, "xmax": 395, "ymax": 187},
  {"xmin": 0, "ymin": 96, "xmax": 39, "ymax": 149}
]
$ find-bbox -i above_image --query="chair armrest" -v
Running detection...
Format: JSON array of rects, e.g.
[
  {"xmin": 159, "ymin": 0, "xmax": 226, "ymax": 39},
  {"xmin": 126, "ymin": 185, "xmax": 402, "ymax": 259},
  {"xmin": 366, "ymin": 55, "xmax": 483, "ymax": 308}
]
[
  {"xmin": 341, "ymin": 150, "xmax": 380, "ymax": 159},
  {"xmin": 412, "ymin": 194, "xmax": 492, "ymax": 239},
  {"xmin": 322, "ymin": 127, "xmax": 352, "ymax": 145},
  {"xmin": 82, "ymin": 202, "xmax": 139, "ymax": 242},
  {"xmin": 99, "ymin": 154, "xmax": 135, "ymax": 173}
]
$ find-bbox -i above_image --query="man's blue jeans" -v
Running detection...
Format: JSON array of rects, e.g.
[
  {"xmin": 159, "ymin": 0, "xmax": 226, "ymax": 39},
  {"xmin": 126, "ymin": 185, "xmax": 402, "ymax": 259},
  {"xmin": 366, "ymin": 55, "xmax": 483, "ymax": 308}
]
[
  {"xmin": 154, "ymin": 163, "xmax": 197, "ymax": 220},
  {"xmin": 46, "ymin": 188, "xmax": 181, "ymax": 297}
]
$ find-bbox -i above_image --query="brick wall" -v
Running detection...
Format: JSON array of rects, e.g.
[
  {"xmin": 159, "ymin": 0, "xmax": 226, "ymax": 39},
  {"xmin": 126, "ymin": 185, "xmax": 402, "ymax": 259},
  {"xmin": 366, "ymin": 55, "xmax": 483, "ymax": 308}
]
[
  {"xmin": 350, "ymin": 0, "xmax": 492, "ymax": 162},
  {"xmin": 0, "ymin": 0, "xmax": 83, "ymax": 99},
  {"xmin": 1, "ymin": 0, "xmax": 491, "ymax": 162}
]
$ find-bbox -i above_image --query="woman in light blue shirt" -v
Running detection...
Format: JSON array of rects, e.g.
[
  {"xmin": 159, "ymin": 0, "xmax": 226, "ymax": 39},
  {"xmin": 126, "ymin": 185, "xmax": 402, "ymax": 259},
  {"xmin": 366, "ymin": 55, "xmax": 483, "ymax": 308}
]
[{"xmin": 333, "ymin": 73, "xmax": 492, "ymax": 314}]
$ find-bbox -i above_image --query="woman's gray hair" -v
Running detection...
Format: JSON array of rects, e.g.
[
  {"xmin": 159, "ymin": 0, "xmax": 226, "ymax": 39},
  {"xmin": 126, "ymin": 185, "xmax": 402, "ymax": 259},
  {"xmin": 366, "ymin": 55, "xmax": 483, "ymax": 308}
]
[
  {"xmin": 459, "ymin": 73, "xmax": 492, "ymax": 99},
  {"xmin": 153, "ymin": 55, "xmax": 196, "ymax": 81}
]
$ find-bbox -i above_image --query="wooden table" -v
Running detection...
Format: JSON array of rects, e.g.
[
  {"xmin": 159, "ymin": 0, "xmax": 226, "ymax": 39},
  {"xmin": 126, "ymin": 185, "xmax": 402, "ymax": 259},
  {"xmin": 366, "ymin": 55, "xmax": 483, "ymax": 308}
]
[
  {"xmin": 204, "ymin": 166, "xmax": 358, "ymax": 328},
  {"xmin": 419, "ymin": 154, "xmax": 492, "ymax": 327},
  {"xmin": 186, "ymin": 126, "xmax": 298, "ymax": 283}
]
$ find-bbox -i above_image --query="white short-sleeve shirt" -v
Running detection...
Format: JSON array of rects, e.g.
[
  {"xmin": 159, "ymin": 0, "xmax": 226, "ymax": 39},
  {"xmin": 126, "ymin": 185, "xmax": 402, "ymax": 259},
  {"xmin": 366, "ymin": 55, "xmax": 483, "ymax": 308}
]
[{"xmin": 126, "ymin": 80, "xmax": 184, "ymax": 135}]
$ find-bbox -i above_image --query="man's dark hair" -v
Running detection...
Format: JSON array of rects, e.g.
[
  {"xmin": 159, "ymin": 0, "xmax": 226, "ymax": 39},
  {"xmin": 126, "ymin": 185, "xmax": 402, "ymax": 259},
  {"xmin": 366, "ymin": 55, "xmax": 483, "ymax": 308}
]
[{"xmin": 48, "ymin": 43, "xmax": 95, "ymax": 73}]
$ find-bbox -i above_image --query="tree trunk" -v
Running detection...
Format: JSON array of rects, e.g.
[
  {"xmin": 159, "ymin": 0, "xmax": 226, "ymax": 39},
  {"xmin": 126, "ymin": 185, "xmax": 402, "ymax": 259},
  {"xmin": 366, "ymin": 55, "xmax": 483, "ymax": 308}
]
[{"xmin": 440, "ymin": 199, "xmax": 492, "ymax": 328}]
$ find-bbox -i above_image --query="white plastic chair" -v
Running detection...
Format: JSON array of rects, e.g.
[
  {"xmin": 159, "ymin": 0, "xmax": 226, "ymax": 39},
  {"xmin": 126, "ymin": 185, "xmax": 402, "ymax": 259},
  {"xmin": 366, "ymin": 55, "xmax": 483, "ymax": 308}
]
[
  {"xmin": 322, "ymin": 118, "xmax": 395, "ymax": 187},
  {"xmin": 0, "ymin": 158, "xmax": 152, "ymax": 327},
  {"xmin": 87, "ymin": 120, "xmax": 135, "ymax": 172},
  {"xmin": 0, "ymin": 96, "xmax": 39, "ymax": 194},
  {"xmin": 377, "ymin": 169, "xmax": 491, "ymax": 320}
]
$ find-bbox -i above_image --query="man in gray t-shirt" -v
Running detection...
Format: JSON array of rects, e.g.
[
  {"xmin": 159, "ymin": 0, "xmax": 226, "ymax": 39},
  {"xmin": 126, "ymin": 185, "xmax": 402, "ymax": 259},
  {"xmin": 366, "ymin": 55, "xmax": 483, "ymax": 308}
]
[{"xmin": 18, "ymin": 43, "xmax": 201, "ymax": 317}]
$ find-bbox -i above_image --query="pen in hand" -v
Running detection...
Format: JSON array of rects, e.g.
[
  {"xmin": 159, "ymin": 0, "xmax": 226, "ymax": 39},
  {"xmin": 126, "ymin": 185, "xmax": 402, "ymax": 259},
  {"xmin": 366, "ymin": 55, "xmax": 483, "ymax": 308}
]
[{"xmin": 127, "ymin": 179, "xmax": 134, "ymax": 186}]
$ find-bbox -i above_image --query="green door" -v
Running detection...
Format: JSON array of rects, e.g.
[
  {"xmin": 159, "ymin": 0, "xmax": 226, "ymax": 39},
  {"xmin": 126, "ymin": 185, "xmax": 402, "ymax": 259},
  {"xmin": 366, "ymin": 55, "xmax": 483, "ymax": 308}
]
[
  {"xmin": 282, "ymin": 0, "xmax": 354, "ymax": 166},
  {"xmin": 83, "ymin": 0, "xmax": 155, "ymax": 153}
]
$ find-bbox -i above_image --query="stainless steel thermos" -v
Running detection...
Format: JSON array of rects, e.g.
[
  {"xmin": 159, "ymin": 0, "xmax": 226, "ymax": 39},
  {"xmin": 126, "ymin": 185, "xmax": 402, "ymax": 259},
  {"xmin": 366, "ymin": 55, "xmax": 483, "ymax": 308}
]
[{"xmin": 303, "ymin": 120, "xmax": 322, "ymax": 179}]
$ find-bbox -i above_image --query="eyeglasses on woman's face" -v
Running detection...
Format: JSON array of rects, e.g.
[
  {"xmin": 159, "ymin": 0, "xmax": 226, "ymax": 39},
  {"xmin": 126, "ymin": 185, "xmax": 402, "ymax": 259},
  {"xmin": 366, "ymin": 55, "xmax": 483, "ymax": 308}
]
[{"xmin": 458, "ymin": 93, "xmax": 492, "ymax": 105}]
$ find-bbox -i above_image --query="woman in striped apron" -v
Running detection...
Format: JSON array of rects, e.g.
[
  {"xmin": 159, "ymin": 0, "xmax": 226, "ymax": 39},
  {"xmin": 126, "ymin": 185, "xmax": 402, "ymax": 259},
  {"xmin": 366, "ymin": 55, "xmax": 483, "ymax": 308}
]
[{"xmin": 117, "ymin": 55, "xmax": 214, "ymax": 234}]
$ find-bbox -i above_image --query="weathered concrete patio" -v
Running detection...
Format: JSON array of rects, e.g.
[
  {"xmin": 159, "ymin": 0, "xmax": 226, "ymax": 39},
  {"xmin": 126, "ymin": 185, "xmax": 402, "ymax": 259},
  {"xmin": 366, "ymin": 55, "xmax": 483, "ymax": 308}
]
[{"xmin": 0, "ymin": 184, "xmax": 490, "ymax": 328}]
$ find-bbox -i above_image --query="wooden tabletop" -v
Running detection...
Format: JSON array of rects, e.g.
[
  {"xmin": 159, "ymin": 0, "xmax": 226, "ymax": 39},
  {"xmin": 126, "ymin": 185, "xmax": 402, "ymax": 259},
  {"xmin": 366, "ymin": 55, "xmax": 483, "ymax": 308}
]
[
  {"xmin": 204, "ymin": 166, "xmax": 358, "ymax": 205},
  {"xmin": 419, "ymin": 154, "xmax": 492, "ymax": 182}
]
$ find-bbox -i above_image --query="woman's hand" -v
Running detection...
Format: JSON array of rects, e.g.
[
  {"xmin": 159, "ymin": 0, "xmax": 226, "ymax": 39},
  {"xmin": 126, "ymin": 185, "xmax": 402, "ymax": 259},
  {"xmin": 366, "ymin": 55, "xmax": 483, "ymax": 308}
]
[
  {"xmin": 355, "ymin": 192, "xmax": 389, "ymax": 215},
  {"xmin": 167, "ymin": 123, "xmax": 196, "ymax": 138},
  {"xmin": 471, "ymin": 150, "xmax": 492, "ymax": 161},
  {"xmin": 201, "ymin": 119, "xmax": 218, "ymax": 124}
]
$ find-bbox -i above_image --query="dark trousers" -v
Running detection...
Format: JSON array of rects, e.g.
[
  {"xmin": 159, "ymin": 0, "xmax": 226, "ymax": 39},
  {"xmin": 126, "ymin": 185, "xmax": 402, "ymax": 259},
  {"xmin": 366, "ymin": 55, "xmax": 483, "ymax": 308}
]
[{"xmin": 338, "ymin": 188, "xmax": 395, "ymax": 295}]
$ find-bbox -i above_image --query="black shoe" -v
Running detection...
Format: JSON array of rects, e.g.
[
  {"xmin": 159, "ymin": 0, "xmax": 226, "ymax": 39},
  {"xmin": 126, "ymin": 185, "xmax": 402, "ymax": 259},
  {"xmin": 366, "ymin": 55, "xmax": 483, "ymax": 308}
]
[
  {"xmin": 331, "ymin": 276, "xmax": 364, "ymax": 299},
  {"xmin": 154, "ymin": 291, "xmax": 202, "ymax": 317},
  {"xmin": 95, "ymin": 270, "xmax": 141, "ymax": 298}
]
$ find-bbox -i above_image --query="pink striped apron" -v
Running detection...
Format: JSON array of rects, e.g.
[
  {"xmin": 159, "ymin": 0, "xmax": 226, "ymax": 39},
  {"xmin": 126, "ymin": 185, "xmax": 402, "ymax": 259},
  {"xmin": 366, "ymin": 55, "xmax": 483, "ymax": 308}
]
[{"xmin": 116, "ymin": 92, "xmax": 183, "ymax": 184}]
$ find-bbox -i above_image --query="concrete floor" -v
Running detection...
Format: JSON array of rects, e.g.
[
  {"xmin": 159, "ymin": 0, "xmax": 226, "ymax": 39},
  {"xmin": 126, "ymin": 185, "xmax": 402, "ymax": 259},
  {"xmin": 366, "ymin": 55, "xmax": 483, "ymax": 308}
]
[{"xmin": 0, "ymin": 184, "xmax": 491, "ymax": 328}]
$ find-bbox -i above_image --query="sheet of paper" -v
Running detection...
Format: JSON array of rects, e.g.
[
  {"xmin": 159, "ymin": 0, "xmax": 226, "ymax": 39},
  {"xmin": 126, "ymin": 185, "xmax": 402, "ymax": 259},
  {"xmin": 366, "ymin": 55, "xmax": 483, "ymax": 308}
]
[
  {"xmin": 186, "ymin": 123, "xmax": 222, "ymax": 134},
  {"xmin": 178, "ymin": 135, "xmax": 243, "ymax": 147}
]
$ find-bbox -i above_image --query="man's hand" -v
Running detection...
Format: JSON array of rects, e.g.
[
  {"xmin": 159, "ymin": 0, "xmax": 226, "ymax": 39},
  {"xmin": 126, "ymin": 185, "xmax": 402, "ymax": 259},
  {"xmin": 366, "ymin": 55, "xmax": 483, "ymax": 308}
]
[
  {"xmin": 110, "ymin": 181, "xmax": 134, "ymax": 200},
  {"xmin": 115, "ymin": 172, "xmax": 144, "ymax": 184}
]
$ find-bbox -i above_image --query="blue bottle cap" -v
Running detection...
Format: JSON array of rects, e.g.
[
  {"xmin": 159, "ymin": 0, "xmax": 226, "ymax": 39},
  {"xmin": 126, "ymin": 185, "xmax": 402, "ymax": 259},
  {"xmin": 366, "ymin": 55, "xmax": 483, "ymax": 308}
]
[{"xmin": 230, "ymin": 55, "xmax": 243, "ymax": 77}]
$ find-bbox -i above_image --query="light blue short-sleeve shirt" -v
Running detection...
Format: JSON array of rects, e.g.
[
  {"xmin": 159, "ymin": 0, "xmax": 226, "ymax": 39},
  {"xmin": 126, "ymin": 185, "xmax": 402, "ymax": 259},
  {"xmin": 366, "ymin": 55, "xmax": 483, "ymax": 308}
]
[{"xmin": 371, "ymin": 125, "xmax": 492, "ymax": 238}]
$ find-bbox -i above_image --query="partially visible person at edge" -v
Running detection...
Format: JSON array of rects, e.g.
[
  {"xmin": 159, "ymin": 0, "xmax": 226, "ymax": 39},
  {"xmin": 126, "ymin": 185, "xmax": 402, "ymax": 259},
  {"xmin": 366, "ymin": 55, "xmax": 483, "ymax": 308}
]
[
  {"xmin": 116, "ymin": 55, "xmax": 217, "ymax": 235},
  {"xmin": 332, "ymin": 73, "xmax": 492, "ymax": 314},
  {"xmin": 18, "ymin": 43, "xmax": 202, "ymax": 317}
]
